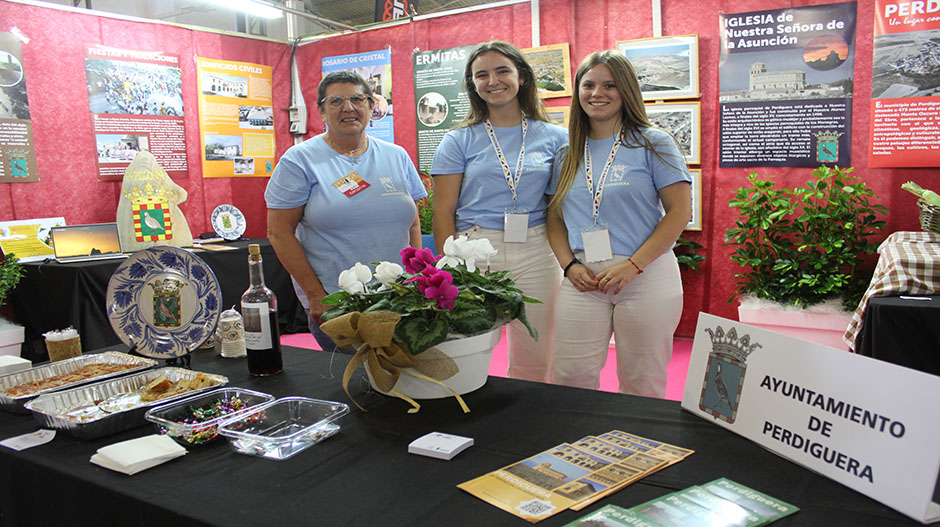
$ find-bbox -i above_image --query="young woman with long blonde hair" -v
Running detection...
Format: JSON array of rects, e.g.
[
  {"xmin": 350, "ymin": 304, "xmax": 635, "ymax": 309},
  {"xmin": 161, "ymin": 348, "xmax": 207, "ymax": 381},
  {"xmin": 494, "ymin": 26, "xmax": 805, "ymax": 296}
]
[{"xmin": 547, "ymin": 50, "xmax": 692, "ymax": 396}]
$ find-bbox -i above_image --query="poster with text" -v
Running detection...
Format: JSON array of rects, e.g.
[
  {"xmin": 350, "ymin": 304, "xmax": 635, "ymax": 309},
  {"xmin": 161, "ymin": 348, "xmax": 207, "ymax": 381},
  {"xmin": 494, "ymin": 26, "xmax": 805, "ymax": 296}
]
[
  {"xmin": 868, "ymin": 0, "xmax": 940, "ymax": 167},
  {"xmin": 413, "ymin": 45, "xmax": 472, "ymax": 173},
  {"xmin": 719, "ymin": 2, "xmax": 857, "ymax": 168},
  {"xmin": 196, "ymin": 58, "xmax": 275, "ymax": 178},
  {"xmin": 85, "ymin": 45, "xmax": 187, "ymax": 181},
  {"xmin": 321, "ymin": 49, "xmax": 394, "ymax": 143},
  {"xmin": 0, "ymin": 32, "xmax": 38, "ymax": 183}
]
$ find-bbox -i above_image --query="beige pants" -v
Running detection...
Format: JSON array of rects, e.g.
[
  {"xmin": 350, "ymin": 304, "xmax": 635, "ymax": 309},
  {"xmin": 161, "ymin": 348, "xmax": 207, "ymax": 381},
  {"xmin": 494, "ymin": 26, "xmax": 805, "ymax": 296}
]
[
  {"xmin": 458, "ymin": 224, "xmax": 560, "ymax": 382},
  {"xmin": 550, "ymin": 251, "xmax": 682, "ymax": 397}
]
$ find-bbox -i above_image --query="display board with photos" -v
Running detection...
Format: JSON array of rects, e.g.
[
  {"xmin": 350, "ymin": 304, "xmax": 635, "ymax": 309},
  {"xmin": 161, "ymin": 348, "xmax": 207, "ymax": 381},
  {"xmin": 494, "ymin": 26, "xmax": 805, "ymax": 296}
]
[
  {"xmin": 646, "ymin": 101, "xmax": 701, "ymax": 165},
  {"xmin": 544, "ymin": 106, "xmax": 570, "ymax": 129},
  {"xmin": 522, "ymin": 43, "xmax": 573, "ymax": 99},
  {"xmin": 617, "ymin": 35, "xmax": 700, "ymax": 101},
  {"xmin": 687, "ymin": 169, "xmax": 702, "ymax": 231}
]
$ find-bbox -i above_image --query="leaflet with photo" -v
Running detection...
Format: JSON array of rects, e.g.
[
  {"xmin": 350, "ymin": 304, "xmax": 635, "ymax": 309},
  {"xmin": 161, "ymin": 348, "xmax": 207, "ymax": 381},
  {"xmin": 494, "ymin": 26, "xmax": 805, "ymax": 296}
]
[
  {"xmin": 699, "ymin": 478, "xmax": 798, "ymax": 523},
  {"xmin": 563, "ymin": 504, "xmax": 666, "ymax": 527},
  {"xmin": 458, "ymin": 430, "xmax": 693, "ymax": 523},
  {"xmin": 565, "ymin": 479, "xmax": 798, "ymax": 527},
  {"xmin": 675, "ymin": 486, "xmax": 764, "ymax": 526}
]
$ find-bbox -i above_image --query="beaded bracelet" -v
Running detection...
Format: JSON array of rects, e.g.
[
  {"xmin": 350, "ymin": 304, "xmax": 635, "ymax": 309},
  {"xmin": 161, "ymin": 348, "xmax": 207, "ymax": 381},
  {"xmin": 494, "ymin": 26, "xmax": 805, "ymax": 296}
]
[{"xmin": 628, "ymin": 257, "xmax": 644, "ymax": 274}]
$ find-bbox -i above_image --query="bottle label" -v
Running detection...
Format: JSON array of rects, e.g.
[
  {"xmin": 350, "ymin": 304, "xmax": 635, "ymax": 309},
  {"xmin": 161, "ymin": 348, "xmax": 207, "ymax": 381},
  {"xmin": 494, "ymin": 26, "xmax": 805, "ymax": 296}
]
[{"xmin": 241, "ymin": 301, "xmax": 272, "ymax": 349}]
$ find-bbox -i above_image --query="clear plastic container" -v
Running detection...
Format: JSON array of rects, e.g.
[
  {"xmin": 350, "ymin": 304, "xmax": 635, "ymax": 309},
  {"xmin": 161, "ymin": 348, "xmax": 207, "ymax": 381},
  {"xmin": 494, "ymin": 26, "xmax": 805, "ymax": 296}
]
[
  {"xmin": 145, "ymin": 387, "xmax": 274, "ymax": 445},
  {"xmin": 217, "ymin": 397, "xmax": 349, "ymax": 460}
]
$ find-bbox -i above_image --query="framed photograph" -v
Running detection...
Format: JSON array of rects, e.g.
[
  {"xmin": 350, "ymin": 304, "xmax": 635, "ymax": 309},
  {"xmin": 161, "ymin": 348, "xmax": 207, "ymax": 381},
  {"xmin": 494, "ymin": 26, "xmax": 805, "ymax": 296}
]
[
  {"xmin": 521, "ymin": 43, "xmax": 572, "ymax": 99},
  {"xmin": 645, "ymin": 101, "xmax": 701, "ymax": 165},
  {"xmin": 616, "ymin": 34, "xmax": 699, "ymax": 101},
  {"xmin": 544, "ymin": 106, "xmax": 570, "ymax": 128},
  {"xmin": 686, "ymin": 169, "xmax": 702, "ymax": 231}
]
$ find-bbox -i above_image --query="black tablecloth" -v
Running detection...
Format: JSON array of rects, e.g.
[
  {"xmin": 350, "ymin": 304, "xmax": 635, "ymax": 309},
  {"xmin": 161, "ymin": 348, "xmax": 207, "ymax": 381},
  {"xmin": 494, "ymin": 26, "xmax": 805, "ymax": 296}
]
[
  {"xmin": 856, "ymin": 295, "xmax": 940, "ymax": 376},
  {"xmin": 0, "ymin": 346, "xmax": 924, "ymax": 527},
  {"xmin": 9, "ymin": 240, "xmax": 308, "ymax": 362}
]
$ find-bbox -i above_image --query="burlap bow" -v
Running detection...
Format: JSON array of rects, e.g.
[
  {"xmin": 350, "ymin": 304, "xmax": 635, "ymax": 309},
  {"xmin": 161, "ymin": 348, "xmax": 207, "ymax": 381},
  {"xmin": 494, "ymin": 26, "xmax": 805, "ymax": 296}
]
[{"xmin": 321, "ymin": 311, "xmax": 469, "ymax": 414}]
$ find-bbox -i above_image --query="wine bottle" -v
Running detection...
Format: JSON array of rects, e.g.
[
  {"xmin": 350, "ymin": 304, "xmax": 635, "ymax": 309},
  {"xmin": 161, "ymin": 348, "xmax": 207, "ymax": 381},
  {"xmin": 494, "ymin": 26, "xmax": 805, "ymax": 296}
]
[{"xmin": 240, "ymin": 243, "xmax": 283, "ymax": 376}]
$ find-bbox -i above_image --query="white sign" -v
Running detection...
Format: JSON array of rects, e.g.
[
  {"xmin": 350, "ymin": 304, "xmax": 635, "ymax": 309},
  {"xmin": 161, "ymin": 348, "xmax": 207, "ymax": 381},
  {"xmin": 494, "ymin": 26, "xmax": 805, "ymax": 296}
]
[{"xmin": 682, "ymin": 312, "xmax": 940, "ymax": 524}]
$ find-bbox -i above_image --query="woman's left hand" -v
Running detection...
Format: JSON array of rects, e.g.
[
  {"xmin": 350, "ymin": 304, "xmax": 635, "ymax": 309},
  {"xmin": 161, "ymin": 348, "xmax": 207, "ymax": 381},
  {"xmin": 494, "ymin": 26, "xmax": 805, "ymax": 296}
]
[{"xmin": 595, "ymin": 262, "xmax": 640, "ymax": 295}]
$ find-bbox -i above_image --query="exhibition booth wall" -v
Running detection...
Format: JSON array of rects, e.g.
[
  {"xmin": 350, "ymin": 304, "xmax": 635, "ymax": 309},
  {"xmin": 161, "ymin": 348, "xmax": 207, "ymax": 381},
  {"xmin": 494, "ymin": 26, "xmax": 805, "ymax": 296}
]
[{"xmin": 0, "ymin": 0, "xmax": 927, "ymax": 337}]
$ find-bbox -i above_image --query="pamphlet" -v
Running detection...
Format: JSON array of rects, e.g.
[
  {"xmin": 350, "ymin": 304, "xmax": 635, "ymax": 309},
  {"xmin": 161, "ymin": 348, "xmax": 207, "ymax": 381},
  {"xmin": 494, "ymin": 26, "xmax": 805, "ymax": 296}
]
[
  {"xmin": 563, "ymin": 478, "xmax": 798, "ymax": 527},
  {"xmin": 458, "ymin": 430, "xmax": 693, "ymax": 523}
]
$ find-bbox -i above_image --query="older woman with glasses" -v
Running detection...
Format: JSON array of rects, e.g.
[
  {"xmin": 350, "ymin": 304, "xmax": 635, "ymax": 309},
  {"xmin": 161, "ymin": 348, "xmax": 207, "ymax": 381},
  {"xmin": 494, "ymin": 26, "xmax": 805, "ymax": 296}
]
[{"xmin": 265, "ymin": 70, "xmax": 426, "ymax": 352}]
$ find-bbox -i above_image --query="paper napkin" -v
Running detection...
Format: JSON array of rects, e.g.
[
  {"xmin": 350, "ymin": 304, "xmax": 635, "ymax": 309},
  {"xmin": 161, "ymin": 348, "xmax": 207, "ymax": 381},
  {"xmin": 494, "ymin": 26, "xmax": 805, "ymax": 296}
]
[{"xmin": 90, "ymin": 434, "xmax": 186, "ymax": 475}]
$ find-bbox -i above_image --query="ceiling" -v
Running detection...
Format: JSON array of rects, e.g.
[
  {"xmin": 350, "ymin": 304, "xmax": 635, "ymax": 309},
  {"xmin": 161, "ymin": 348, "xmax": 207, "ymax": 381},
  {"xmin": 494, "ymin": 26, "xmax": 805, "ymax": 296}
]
[{"xmin": 40, "ymin": 0, "xmax": 502, "ymax": 39}]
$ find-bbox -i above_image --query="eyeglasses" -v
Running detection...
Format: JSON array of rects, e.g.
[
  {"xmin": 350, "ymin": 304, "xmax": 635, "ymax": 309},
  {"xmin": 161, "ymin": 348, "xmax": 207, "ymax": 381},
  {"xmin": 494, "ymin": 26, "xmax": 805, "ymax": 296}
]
[{"xmin": 320, "ymin": 95, "xmax": 371, "ymax": 108}]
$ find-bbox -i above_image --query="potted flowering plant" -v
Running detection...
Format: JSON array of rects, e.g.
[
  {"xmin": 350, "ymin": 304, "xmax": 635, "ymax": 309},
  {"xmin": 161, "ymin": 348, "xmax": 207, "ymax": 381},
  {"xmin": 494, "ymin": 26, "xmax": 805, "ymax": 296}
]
[
  {"xmin": 322, "ymin": 235, "xmax": 538, "ymax": 356},
  {"xmin": 320, "ymin": 236, "xmax": 539, "ymax": 410},
  {"xmin": 0, "ymin": 253, "xmax": 26, "ymax": 356}
]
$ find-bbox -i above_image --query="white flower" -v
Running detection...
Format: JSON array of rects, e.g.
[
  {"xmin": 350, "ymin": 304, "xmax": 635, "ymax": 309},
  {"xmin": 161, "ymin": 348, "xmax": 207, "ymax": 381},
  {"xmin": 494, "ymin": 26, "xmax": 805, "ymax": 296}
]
[
  {"xmin": 435, "ymin": 235, "xmax": 497, "ymax": 273},
  {"xmin": 374, "ymin": 261, "xmax": 403, "ymax": 285},
  {"xmin": 436, "ymin": 235, "xmax": 463, "ymax": 269},
  {"xmin": 338, "ymin": 262, "xmax": 372, "ymax": 294},
  {"xmin": 464, "ymin": 238, "xmax": 497, "ymax": 271}
]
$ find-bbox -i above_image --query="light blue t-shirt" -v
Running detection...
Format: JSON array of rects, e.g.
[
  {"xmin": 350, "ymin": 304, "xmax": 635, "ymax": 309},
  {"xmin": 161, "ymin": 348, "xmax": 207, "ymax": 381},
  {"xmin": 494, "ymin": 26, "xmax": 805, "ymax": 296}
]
[
  {"xmin": 430, "ymin": 119, "xmax": 568, "ymax": 231},
  {"xmin": 549, "ymin": 127, "xmax": 691, "ymax": 256},
  {"xmin": 264, "ymin": 136, "xmax": 426, "ymax": 304}
]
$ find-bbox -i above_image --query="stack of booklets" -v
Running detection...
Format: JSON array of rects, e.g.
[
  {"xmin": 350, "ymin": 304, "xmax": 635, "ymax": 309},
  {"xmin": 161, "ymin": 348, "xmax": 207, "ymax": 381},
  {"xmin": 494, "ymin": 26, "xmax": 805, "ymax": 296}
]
[
  {"xmin": 458, "ymin": 429, "xmax": 693, "ymax": 523},
  {"xmin": 565, "ymin": 478, "xmax": 799, "ymax": 526}
]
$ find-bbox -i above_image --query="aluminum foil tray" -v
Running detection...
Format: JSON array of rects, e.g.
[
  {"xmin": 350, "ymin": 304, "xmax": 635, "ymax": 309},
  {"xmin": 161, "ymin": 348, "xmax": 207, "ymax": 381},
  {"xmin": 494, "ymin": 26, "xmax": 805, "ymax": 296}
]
[
  {"xmin": 0, "ymin": 352, "xmax": 158, "ymax": 414},
  {"xmin": 24, "ymin": 367, "xmax": 228, "ymax": 440}
]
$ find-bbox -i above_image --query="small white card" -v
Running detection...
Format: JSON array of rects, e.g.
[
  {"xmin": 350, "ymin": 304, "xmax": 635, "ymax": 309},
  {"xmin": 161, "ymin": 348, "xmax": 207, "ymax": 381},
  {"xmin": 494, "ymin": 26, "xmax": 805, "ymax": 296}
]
[
  {"xmin": 503, "ymin": 211, "xmax": 529, "ymax": 243},
  {"xmin": 581, "ymin": 225, "xmax": 613, "ymax": 262},
  {"xmin": 408, "ymin": 432, "xmax": 473, "ymax": 460},
  {"xmin": 1, "ymin": 429, "xmax": 56, "ymax": 451}
]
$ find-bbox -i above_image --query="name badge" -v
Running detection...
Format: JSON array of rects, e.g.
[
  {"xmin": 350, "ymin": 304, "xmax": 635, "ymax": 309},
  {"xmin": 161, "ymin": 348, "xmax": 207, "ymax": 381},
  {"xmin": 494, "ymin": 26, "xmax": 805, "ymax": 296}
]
[
  {"xmin": 332, "ymin": 171, "xmax": 370, "ymax": 197},
  {"xmin": 581, "ymin": 224, "xmax": 613, "ymax": 262},
  {"xmin": 503, "ymin": 209, "xmax": 529, "ymax": 243}
]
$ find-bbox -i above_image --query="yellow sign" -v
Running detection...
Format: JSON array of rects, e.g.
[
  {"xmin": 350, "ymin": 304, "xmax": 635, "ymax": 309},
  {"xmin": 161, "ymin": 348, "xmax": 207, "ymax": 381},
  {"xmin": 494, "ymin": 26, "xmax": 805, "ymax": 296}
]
[
  {"xmin": 0, "ymin": 217, "xmax": 64, "ymax": 262},
  {"xmin": 196, "ymin": 57, "xmax": 275, "ymax": 178}
]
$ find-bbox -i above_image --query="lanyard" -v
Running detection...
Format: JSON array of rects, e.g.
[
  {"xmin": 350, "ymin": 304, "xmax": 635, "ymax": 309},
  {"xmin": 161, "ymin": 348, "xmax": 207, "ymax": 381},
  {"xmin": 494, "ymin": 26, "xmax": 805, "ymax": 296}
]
[
  {"xmin": 583, "ymin": 130, "xmax": 623, "ymax": 225},
  {"xmin": 483, "ymin": 117, "xmax": 527, "ymax": 208}
]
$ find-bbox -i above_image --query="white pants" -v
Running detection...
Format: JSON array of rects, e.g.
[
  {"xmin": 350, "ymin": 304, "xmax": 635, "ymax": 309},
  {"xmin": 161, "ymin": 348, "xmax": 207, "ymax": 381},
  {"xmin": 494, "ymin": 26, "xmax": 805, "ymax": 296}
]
[
  {"xmin": 550, "ymin": 251, "xmax": 682, "ymax": 397},
  {"xmin": 458, "ymin": 224, "xmax": 560, "ymax": 382}
]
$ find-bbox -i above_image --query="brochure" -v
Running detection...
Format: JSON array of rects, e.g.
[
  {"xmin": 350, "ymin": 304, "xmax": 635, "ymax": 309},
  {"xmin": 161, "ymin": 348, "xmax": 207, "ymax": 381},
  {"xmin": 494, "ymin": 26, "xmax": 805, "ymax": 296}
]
[
  {"xmin": 564, "ymin": 478, "xmax": 798, "ymax": 527},
  {"xmin": 458, "ymin": 430, "xmax": 693, "ymax": 523}
]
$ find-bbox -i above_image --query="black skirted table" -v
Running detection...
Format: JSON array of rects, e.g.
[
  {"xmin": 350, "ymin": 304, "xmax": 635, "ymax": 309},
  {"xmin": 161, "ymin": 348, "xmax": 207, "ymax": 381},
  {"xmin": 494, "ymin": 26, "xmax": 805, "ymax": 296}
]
[
  {"xmin": 9, "ymin": 239, "xmax": 308, "ymax": 362},
  {"xmin": 855, "ymin": 295, "xmax": 940, "ymax": 376},
  {"xmin": 0, "ymin": 346, "xmax": 925, "ymax": 527}
]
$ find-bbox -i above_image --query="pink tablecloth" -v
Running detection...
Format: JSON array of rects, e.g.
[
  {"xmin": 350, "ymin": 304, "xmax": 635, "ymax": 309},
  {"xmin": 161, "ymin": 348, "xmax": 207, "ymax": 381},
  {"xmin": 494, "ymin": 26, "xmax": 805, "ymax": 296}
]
[{"xmin": 844, "ymin": 231, "xmax": 940, "ymax": 349}]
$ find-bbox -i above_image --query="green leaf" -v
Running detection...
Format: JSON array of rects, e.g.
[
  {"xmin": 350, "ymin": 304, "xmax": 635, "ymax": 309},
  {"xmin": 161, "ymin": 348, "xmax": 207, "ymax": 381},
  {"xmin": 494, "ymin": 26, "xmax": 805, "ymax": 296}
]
[
  {"xmin": 395, "ymin": 316, "xmax": 449, "ymax": 355},
  {"xmin": 448, "ymin": 299, "xmax": 497, "ymax": 335}
]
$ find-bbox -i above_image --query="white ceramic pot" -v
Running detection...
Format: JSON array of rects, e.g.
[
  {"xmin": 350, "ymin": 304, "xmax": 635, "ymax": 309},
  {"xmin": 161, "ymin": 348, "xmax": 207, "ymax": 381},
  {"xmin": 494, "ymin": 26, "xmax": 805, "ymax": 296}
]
[
  {"xmin": 367, "ymin": 326, "xmax": 501, "ymax": 399},
  {"xmin": 738, "ymin": 306, "xmax": 853, "ymax": 351},
  {"xmin": 0, "ymin": 323, "xmax": 25, "ymax": 357}
]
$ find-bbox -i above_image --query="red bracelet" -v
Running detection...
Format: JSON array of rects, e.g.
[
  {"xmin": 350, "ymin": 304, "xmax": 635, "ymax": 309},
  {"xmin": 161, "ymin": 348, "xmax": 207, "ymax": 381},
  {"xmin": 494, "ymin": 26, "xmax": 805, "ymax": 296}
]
[{"xmin": 628, "ymin": 257, "xmax": 644, "ymax": 274}]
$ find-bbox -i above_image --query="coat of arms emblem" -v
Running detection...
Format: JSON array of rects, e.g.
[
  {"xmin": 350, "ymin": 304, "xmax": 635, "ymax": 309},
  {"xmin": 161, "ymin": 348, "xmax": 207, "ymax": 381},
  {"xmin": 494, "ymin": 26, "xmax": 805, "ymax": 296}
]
[
  {"xmin": 148, "ymin": 277, "xmax": 186, "ymax": 327},
  {"xmin": 125, "ymin": 183, "xmax": 174, "ymax": 242},
  {"xmin": 698, "ymin": 325, "xmax": 760, "ymax": 424},
  {"xmin": 814, "ymin": 130, "xmax": 843, "ymax": 163}
]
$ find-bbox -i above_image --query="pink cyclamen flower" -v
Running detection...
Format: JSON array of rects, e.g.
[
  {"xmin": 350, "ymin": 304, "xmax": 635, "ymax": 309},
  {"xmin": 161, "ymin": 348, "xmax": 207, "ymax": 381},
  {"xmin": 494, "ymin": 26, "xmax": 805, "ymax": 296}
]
[
  {"xmin": 401, "ymin": 247, "xmax": 439, "ymax": 274},
  {"xmin": 422, "ymin": 269, "xmax": 459, "ymax": 310}
]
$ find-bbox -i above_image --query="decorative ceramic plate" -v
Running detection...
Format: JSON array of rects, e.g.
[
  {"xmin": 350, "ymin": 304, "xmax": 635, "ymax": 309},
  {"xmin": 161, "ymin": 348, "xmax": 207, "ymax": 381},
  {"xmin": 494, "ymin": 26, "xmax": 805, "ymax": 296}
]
[
  {"xmin": 106, "ymin": 246, "xmax": 221, "ymax": 359},
  {"xmin": 211, "ymin": 204, "xmax": 247, "ymax": 241}
]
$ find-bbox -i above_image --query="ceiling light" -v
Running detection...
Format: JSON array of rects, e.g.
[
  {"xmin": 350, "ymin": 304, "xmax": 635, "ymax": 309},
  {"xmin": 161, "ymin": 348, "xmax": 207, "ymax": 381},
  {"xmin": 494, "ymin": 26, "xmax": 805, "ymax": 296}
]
[{"xmin": 203, "ymin": 0, "xmax": 284, "ymax": 19}]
